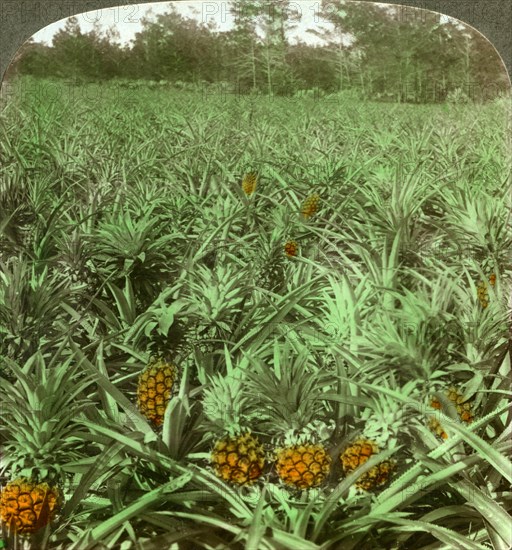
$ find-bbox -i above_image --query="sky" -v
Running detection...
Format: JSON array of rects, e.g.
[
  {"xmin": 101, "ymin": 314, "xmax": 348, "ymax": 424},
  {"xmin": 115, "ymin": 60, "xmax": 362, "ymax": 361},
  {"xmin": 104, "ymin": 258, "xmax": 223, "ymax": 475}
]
[
  {"xmin": 31, "ymin": 1, "xmax": 454, "ymax": 48},
  {"xmin": 31, "ymin": 2, "xmax": 334, "ymax": 46}
]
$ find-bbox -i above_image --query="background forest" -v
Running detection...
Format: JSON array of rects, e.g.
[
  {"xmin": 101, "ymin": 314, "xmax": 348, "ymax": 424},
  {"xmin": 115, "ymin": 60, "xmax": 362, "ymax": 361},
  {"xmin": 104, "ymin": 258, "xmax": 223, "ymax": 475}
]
[{"xmin": 6, "ymin": 1, "xmax": 510, "ymax": 103}]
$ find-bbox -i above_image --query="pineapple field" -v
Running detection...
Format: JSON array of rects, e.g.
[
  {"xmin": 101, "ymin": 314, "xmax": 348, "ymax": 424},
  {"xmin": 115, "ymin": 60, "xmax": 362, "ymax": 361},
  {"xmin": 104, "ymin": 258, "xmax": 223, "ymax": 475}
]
[{"xmin": 0, "ymin": 75, "xmax": 511, "ymax": 549}]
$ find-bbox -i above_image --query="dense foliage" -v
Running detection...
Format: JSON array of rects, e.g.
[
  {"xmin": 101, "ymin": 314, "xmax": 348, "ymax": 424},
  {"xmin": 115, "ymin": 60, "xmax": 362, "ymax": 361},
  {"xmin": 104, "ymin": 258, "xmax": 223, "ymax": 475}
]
[{"xmin": 0, "ymin": 74, "xmax": 510, "ymax": 548}]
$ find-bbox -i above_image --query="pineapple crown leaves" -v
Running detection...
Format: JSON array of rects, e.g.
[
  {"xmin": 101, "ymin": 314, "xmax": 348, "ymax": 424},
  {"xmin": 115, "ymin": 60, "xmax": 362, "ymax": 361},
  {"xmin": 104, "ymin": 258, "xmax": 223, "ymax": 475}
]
[
  {"xmin": 0, "ymin": 259, "xmax": 68, "ymax": 339},
  {"xmin": 255, "ymin": 228, "xmax": 289, "ymax": 260},
  {"xmin": 54, "ymin": 228, "xmax": 89, "ymax": 267},
  {"xmin": 92, "ymin": 209, "xmax": 179, "ymax": 274},
  {"xmin": 357, "ymin": 379, "xmax": 420, "ymax": 447},
  {"xmin": 365, "ymin": 283, "xmax": 463, "ymax": 370},
  {"xmin": 185, "ymin": 263, "xmax": 248, "ymax": 326},
  {"xmin": 245, "ymin": 339, "xmax": 332, "ymax": 435},
  {"xmin": 313, "ymin": 275, "xmax": 367, "ymax": 350},
  {"xmin": 201, "ymin": 370, "xmax": 255, "ymax": 436},
  {"xmin": 0, "ymin": 350, "xmax": 94, "ymax": 478}
]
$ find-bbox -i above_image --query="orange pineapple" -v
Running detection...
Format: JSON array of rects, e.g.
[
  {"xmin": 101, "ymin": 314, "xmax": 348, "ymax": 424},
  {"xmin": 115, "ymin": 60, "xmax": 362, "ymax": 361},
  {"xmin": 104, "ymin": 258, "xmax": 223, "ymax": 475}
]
[
  {"xmin": 284, "ymin": 240, "xmax": 298, "ymax": 258},
  {"xmin": 339, "ymin": 439, "xmax": 396, "ymax": 491},
  {"xmin": 0, "ymin": 478, "xmax": 63, "ymax": 535},
  {"xmin": 275, "ymin": 443, "xmax": 331, "ymax": 489},
  {"xmin": 0, "ymin": 356, "xmax": 91, "ymax": 537},
  {"xmin": 247, "ymin": 342, "xmax": 334, "ymax": 490},
  {"xmin": 204, "ymin": 374, "xmax": 266, "ymax": 486}
]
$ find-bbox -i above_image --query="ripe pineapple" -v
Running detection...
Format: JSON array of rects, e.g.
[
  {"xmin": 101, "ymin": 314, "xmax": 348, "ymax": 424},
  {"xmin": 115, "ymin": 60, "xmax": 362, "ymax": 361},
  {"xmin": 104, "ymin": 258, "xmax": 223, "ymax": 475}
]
[
  {"xmin": 211, "ymin": 432, "xmax": 265, "ymax": 486},
  {"xmin": 1, "ymin": 478, "xmax": 63, "ymax": 535},
  {"xmin": 275, "ymin": 439, "xmax": 332, "ymax": 490},
  {"xmin": 136, "ymin": 357, "xmax": 178, "ymax": 427},
  {"xmin": 247, "ymin": 342, "xmax": 334, "ymax": 490},
  {"xmin": 203, "ymin": 373, "xmax": 265, "ymax": 485},
  {"xmin": 241, "ymin": 171, "xmax": 258, "ymax": 196},
  {"xmin": 339, "ymin": 438, "xmax": 396, "ymax": 491},
  {"xmin": 301, "ymin": 193, "xmax": 320, "ymax": 219},
  {"xmin": 0, "ymin": 355, "xmax": 92, "ymax": 537},
  {"xmin": 427, "ymin": 385, "xmax": 474, "ymax": 440},
  {"xmin": 284, "ymin": 240, "xmax": 298, "ymax": 258}
]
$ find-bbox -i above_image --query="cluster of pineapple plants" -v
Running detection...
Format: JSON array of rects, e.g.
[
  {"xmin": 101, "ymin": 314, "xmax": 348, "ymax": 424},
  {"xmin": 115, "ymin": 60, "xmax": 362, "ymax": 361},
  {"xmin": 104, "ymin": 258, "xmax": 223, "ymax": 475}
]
[
  {"xmin": 201, "ymin": 341, "xmax": 401, "ymax": 496},
  {"xmin": 0, "ymin": 72, "xmax": 511, "ymax": 550}
]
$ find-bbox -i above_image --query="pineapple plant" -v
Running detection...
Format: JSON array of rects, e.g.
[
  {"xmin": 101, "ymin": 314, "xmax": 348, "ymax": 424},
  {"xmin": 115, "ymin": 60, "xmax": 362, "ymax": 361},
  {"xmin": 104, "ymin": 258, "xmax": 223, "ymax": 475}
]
[
  {"xmin": 301, "ymin": 193, "xmax": 320, "ymax": 220},
  {"xmin": 0, "ymin": 259, "xmax": 68, "ymax": 366},
  {"xmin": 252, "ymin": 230, "xmax": 288, "ymax": 293},
  {"xmin": 0, "ymin": 352, "xmax": 92, "ymax": 538},
  {"xmin": 55, "ymin": 229, "xmax": 102, "ymax": 307},
  {"xmin": 241, "ymin": 171, "xmax": 258, "ymax": 196},
  {"xmin": 427, "ymin": 385, "xmax": 474, "ymax": 440},
  {"xmin": 136, "ymin": 356, "xmax": 179, "ymax": 427},
  {"xmin": 203, "ymin": 372, "xmax": 265, "ymax": 486},
  {"xmin": 0, "ymin": 202, "xmax": 36, "ymax": 261},
  {"xmin": 247, "ymin": 341, "xmax": 334, "ymax": 490}
]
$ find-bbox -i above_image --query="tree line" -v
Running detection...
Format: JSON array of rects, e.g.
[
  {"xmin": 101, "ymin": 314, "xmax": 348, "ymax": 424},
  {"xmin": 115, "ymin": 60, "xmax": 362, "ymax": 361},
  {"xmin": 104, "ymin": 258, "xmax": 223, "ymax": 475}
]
[{"xmin": 7, "ymin": 1, "xmax": 510, "ymax": 102}]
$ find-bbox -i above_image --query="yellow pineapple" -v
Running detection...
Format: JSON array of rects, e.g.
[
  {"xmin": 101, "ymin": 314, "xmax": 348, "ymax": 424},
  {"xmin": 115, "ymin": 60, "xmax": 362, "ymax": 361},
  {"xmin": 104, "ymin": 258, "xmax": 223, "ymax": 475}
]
[
  {"xmin": 428, "ymin": 417, "xmax": 449, "ymax": 440},
  {"xmin": 204, "ymin": 373, "xmax": 266, "ymax": 486},
  {"xmin": 476, "ymin": 272, "xmax": 497, "ymax": 309},
  {"xmin": 241, "ymin": 171, "xmax": 258, "ymax": 195},
  {"xmin": 136, "ymin": 357, "xmax": 178, "ymax": 427},
  {"xmin": 301, "ymin": 193, "xmax": 320, "ymax": 219},
  {"xmin": 428, "ymin": 385, "xmax": 474, "ymax": 440},
  {"xmin": 211, "ymin": 432, "xmax": 265, "ymax": 485},
  {"xmin": 477, "ymin": 279, "xmax": 489, "ymax": 309},
  {"xmin": 247, "ymin": 340, "xmax": 334, "ymax": 490}
]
